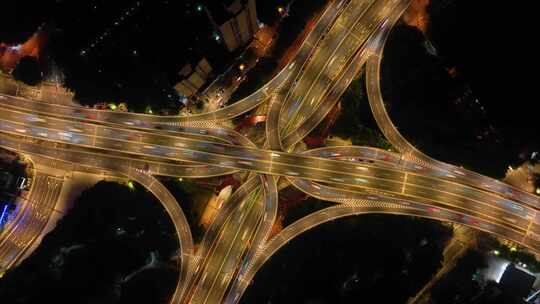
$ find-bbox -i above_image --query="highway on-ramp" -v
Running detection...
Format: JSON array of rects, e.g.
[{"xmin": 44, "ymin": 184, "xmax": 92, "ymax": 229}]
[{"xmin": 0, "ymin": 0, "xmax": 539, "ymax": 303}]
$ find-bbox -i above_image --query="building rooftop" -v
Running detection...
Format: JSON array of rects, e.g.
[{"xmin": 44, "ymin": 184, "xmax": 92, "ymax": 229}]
[{"xmin": 499, "ymin": 264, "xmax": 536, "ymax": 299}]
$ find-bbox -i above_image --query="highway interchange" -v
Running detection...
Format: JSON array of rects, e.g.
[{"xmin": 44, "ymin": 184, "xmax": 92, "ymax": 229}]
[{"xmin": 1, "ymin": 0, "xmax": 539, "ymax": 303}]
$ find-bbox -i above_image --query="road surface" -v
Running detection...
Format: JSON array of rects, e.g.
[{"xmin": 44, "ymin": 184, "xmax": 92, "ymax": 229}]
[{"xmin": 0, "ymin": 0, "xmax": 539, "ymax": 303}]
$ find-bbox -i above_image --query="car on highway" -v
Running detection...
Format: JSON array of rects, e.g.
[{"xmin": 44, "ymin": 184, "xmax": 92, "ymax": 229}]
[{"xmin": 26, "ymin": 115, "xmax": 45, "ymax": 123}]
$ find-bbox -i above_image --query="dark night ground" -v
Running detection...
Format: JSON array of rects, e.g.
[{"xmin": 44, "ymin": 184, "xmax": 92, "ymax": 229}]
[
  {"xmin": 240, "ymin": 214, "xmax": 452, "ymax": 304},
  {"xmin": 0, "ymin": 0, "xmax": 290, "ymax": 113},
  {"xmin": 379, "ymin": 0, "xmax": 539, "ymax": 178},
  {"xmin": 0, "ymin": 181, "xmax": 179, "ymax": 303}
]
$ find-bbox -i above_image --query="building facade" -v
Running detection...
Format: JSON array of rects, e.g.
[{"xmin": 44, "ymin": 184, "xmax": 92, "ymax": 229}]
[
  {"xmin": 218, "ymin": 0, "xmax": 259, "ymax": 52},
  {"xmin": 174, "ymin": 57, "xmax": 213, "ymax": 98}
]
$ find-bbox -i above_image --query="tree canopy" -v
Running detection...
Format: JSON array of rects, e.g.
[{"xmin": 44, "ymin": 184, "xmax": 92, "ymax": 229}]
[
  {"xmin": 12, "ymin": 56, "xmax": 43, "ymax": 86},
  {"xmin": 0, "ymin": 181, "xmax": 179, "ymax": 303}
]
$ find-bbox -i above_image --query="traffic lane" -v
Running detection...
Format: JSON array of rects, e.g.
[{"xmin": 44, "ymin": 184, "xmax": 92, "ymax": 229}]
[
  {"xmin": 279, "ymin": 0, "xmax": 375, "ymax": 126},
  {"xmin": 0, "ymin": 106, "xmax": 239, "ymax": 146},
  {"xmin": 329, "ymin": 178, "xmax": 531, "ymax": 230},
  {"xmin": 0, "ymin": 116, "xmax": 240, "ymax": 168},
  {"xmin": 281, "ymin": 0, "xmax": 392, "ymax": 128},
  {"xmin": 0, "ymin": 108, "xmax": 96, "ymax": 134},
  {"xmin": 190, "ymin": 192, "xmax": 261, "ymax": 303},
  {"xmin": 1, "ymin": 124, "xmax": 533, "ymax": 224},
  {"xmin": 293, "ymin": 177, "xmax": 531, "ymax": 231},
  {"xmin": 281, "ymin": 45, "xmax": 369, "ymax": 148},
  {"xmin": 5, "ymin": 127, "xmax": 540, "ymax": 262},
  {"xmin": 285, "ymin": 15, "xmax": 375, "ymax": 134},
  {"xmin": 15, "ymin": 109, "xmax": 250, "ymax": 149},
  {"xmin": 4, "ymin": 127, "xmax": 522, "ymax": 220},
  {"xmin": 204, "ymin": 198, "xmax": 263, "ymax": 304},
  {"xmin": 304, "ymin": 145, "xmax": 538, "ymax": 221},
  {"xmin": 305, "ymin": 146, "xmax": 532, "ymax": 209},
  {"xmin": 195, "ymin": 177, "xmax": 261, "ymax": 272},
  {"xmin": 0, "ymin": 134, "xmax": 235, "ymax": 178},
  {"xmin": 0, "ymin": 174, "xmax": 62, "ymax": 268},
  {"xmin": 407, "ymin": 175, "xmax": 536, "ymax": 220},
  {"xmin": 1, "ymin": 125, "xmax": 535, "ymax": 228}
]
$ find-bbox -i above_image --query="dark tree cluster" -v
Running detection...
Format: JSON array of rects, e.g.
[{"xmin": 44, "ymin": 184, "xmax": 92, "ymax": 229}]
[
  {"xmin": 379, "ymin": 0, "xmax": 540, "ymax": 178},
  {"xmin": 282, "ymin": 196, "xmax": 334, "ymax": 227},
  {"xmin": 0, "ymin": 181, "xmax": 179, "ymax": 303},
  {"xmin": 330, "ymin": 75, "xmax": 392, "ymax": 149},
  {"xmin": 0, "ymin": 1, "xmax": 229, "ymax": 112},
  {"xmin": 381, "ymin": 24, "xmax": 503, "ymax": 177},
  {"xmin": 12, "ymin": 56, "xmax": 43, "ymax": 86},
  {"xmin": 241, "ymin": 215, "xmax": 453, "ymax": 303},
  {"xmin": 160, "ymin": 177, "xmax": 208, "ymax": 243},
  {"xmin": 430, "ymin": 249, "xmax": 527, "ymax": 304},
  {"xmin": 430, "ymin": 249, "xmax": 487, "ymax": 304}
]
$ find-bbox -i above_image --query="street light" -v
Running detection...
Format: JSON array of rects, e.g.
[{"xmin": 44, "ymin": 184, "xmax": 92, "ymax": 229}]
[
  {"xmin": 239, "ymin": 63, "xmax": 246, "ymax": 71},
  {"xmin": 277, "ymin": 6, "xmax": 289, "ymax": 17}
]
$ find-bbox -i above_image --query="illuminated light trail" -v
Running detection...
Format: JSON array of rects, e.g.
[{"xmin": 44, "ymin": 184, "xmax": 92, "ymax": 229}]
[
  {"xmin": 0, "ymin": 204, "xmax": 8, "ymax": 226},
  {"xmin": 0, "ymin": 0, "xmax": 538, "ymax": 303}
]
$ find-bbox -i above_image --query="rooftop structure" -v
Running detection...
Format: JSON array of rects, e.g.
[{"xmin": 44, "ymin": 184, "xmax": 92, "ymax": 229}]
[{"xmin": 500, "ymin": 264, "xmax": 536, "ymax": 299}]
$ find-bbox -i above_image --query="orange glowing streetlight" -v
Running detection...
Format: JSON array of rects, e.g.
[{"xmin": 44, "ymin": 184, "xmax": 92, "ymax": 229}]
[{"xmin": 239, "ymin": 63, "xmax": 246, "ymax": 71}]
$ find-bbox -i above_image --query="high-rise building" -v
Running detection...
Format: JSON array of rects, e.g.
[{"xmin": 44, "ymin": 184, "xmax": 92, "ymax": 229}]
[
  {"xmin": 174, "ymin": 58, "xmax": 213, "ymax": 98},
  {"xmin": 204, "ymin": 0, "xmax": 259, "ymax": 52},
  {"xmin": 173, "ymin": 1, "xmax": 260, "ymax": 98},
  {"xmin": 218, "ymin": 0, "xmax": 259, "ymax": 52}
]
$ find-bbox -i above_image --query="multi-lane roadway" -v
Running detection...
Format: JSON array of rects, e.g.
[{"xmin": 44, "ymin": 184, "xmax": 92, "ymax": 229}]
[
  {"xmin": 0, "ymin": 0, "xmax": 539, "ymax": 303},
  {"xmin": 0, "ymin": 172, "xmax": 63, "ymax": 272}
]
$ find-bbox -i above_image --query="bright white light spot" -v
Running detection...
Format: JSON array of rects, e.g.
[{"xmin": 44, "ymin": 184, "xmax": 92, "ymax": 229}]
[{"xmin": 9, "ymin": 45, "xmax": 21, "ymax": 52}]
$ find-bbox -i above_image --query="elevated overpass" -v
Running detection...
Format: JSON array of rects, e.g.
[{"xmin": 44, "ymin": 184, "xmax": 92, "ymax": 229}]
[{"xmin": 0, "ymin": 0, "xmax": 538, "ymax": 303}]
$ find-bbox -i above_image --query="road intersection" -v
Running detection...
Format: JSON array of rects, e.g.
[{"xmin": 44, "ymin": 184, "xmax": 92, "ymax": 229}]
[{"xmin": 0, "ymin": 0, "xmax": 538, "ymax": 303}]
